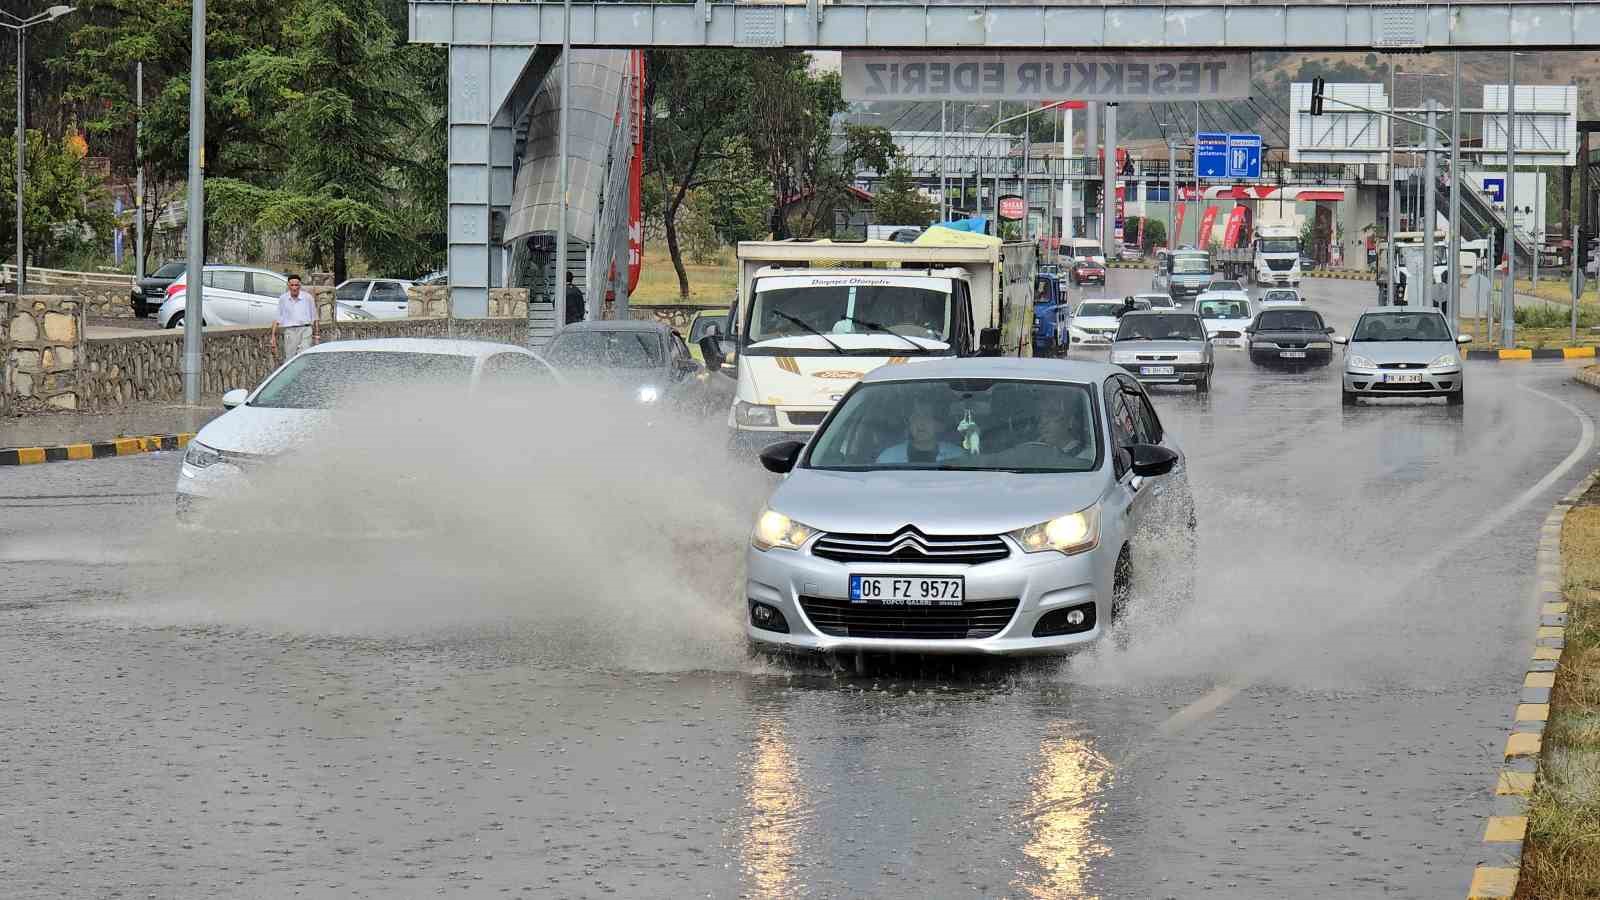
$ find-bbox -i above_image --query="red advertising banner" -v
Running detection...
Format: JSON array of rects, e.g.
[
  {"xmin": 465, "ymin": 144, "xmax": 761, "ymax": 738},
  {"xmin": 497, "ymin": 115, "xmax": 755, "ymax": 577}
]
[
  {"xmin": 1172, "ymin": 203, "xmax": 1186, "ymax": 249},
  {"xmin": 628, "ymin": 49, "xmax": 645, "ymax": 294},
  {"xmin": 1135, "ymin": 215, "xmax": 1146, "ymax": 250},
  {"xmin": 1222, "ymin": 204, "xmax": 1248, "ymax": 249},
  {"xmin": 1197, "ymin": 206, "xmax": 1220, "ymax": 248}
]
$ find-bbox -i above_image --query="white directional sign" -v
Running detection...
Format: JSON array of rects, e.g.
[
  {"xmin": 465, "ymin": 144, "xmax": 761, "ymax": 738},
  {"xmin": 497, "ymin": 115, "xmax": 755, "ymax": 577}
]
[{"xmin": 841, "ymin": 52, "xmax": 1251, "ymax": 102}]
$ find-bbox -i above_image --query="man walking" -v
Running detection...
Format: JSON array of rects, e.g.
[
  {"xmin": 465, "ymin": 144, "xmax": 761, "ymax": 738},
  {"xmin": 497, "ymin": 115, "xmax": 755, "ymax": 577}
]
[
  {"xmin": 271, "ymin": 274, "xmax": 319, "ymax": 359},
  {"xmin": 565, "ymin": 272, "xmax": 585, "ymax": 325}
]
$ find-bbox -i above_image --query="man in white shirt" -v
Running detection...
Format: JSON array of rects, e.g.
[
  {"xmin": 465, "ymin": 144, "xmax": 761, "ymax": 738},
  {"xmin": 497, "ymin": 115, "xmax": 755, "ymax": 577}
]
[{"xmin": 270, "ymin": 274, "xmax": 319, "ymax": 358}]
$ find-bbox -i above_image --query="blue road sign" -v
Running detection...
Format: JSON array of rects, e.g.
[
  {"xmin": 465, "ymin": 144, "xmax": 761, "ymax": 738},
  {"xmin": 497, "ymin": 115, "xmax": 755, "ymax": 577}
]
[
  {"xmin": 1482, "ymin": 177, "xmax": 1505, "ymax": 203},
  {"xmin": 1226, "ymin": 133, "xmax": 1262, "ymax": 178},
  {"xmin": 1195, "ymin": 132, "xmax": 1229, "ymax": 179}
]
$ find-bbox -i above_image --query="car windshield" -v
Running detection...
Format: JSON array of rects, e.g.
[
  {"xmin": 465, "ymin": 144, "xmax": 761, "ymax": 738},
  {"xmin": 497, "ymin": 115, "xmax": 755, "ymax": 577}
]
[
  {"xmin": 1352, "ymin": 312, "xmax": 1453, "ymax": 342},
  {"xmin": 251, "ymin": 351, "xmax": 477, "ymax": 409},
  {"xmin": 1116, "ymin": 314, "xmax": 1206, "ymax": 341},
  {"xmin": 1256, "ymin": 310, "xmax": 1324, "ymax": 331},
  {"xmin": 546, "ymin": 330, "xmax": 665, "ymax": 369},
  {"xmin": 1073, "ymin": 245, "xmax": 1104, "ymax": 258},
  {"xmin": 1077, "ymin": 302, "xmax": 1123, "ymax": 317},
  {"xmin": 1258, "ymin": 238, "xmax": 1300, "ymax": 254},
  {"xmin": 1262, "ymin": 291, "xmax": 1299, "ymax": 303},
  {"xmin": 1198, "ymin": 299, "xmax": 1249, "ymax": 319},
  {"xmin": 747, "ymin": 280, "xmax": 952, "ymax": 345},
  {"xmin": 1171, "ymin": 256, "xmax": 1210, "ymax": 274},
  {"xmin": 154, "ymin": 262, "xmax": 187, "ymax": 278},
  {"xmin": 807, "ymin": 379, "xmax": 1102, "ymax": 473},
  {"xmin": 1209, "ymin": 281, "xmax": 1242, "ymax": 292}
]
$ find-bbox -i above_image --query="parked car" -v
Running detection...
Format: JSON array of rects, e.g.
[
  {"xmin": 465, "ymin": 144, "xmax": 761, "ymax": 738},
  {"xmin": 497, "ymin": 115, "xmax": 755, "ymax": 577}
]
[
  {"xmin": 1195, "ymin": 293, "xmax": 1253, "ymax": 347},
  {"xmin": 1110, "ymin": 311, "xmax": 1213, "ymax": 392},
  {"xmin": 1337, "ymin": 307, "xmax": 1469, "ymax": 406},
  {"xmin": 744, "ymin": 357, "xmax": 1192, "ymax": 656},
  {"xmin": 1245, "ymin": 307, "xmax": 1337, "ymax": 368},
  {"xmin": 131, "ymin": 261, "xmax": 187, "ymax": 318},
  {"xmin": 415, "ymin": 270, "xmax": 448, "ymax": 286},
  {"xmin": 333, "ymin": 278, "xmax": 415, "ymax": 320},
  {"xmin": 177, "ymin": 339, "xmax": 562, "ymax": 523},
  {"xmin": 545, "ymin": 320, "xmax": 729, "ymax": 413},
  {"xmin": 159, "ymin": 266, "xmax": 294, "ymax": 328},
  {"xmin": 1068, "ymin": 298, "xmax": 1148, "ymax": 346}
]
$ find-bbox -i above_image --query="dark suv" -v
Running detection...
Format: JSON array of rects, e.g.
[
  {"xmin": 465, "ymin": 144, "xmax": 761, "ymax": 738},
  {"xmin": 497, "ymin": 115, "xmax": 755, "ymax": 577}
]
[{"xmin": 131, "ymin": 261, "xmax": 187, "ymax": 318}]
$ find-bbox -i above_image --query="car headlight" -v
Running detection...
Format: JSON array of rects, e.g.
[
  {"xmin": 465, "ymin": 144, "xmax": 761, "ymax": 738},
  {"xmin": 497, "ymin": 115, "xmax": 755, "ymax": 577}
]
[
  {"xmin": 1308, "ymin": 341, "xmax": 1332, "ymax": 349},
  {"xmin": 1347, "ymin": 354, "xmax": 1378, "ymax": 371},
  {"xmin": 751, "ymin": 508, "xmax": 816, "ymax": 552},
  {"xmin": 637, "ymin": 384, "xmax": 661, "ymax": 404},
  {"xmin": 734, "ymin": 401, "xmax": 777, "ymax": 427},
  {"xmin": 1174, "ymin": 351, "xmax": 1205, "ymax": 363},
  {"xmin": 1429, "ymin": 353, "xmax": 1461, "ymax": 370},
  {"xmin": 1009, "ymin": 506, "xmax": 1100, "ymax": 555},
  {"xmin": 1068, "ymin": 326, "xmax": 1090, "ymax": 339},
  {"xmin": 184, "ymin": 440, "xmax": 222, "ymax": 469},
  {"xmin": 1110, "ymin": 350, "xmax": 1137, "ymax": 364}
]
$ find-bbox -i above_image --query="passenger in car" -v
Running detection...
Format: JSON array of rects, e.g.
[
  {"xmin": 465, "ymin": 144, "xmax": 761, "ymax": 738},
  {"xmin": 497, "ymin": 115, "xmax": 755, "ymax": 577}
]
[{"xmin": 877, "ymin": 397, "xmax": 964, "ymax": 464}]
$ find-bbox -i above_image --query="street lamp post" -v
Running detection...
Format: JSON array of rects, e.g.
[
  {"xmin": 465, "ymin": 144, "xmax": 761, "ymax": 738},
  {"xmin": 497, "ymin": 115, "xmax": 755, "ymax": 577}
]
[{"xmin": 2, "ymin": 6, "xmax": 75, "ymax": 296}]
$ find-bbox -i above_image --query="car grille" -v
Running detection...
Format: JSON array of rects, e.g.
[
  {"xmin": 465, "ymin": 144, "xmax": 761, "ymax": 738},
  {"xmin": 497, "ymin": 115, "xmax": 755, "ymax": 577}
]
[
  {"xmin": 1378, "ymin": 362, "xmax": 1426, "ymax": 369},
  {"xmin": 1266, "ymin": 258, "xmax": 1294, "ymax": 271},
  {"xmin": 1271, "ymin": 341, "xmax": 1307, "ymax": 349},
  {"xmin": 798, "ymin": 596, "xmax": 1020, "ymax": 640},
  {"xmin": 811, "ymin": 527, "xmax": 1010, "ymax": 565},
  {"xmin": 1213, "ymin": 330, "xmax": 1242, "ymax": 339},
  {"xmin": 784, "ymin": 410, "xmax": 826, "ymax": 427},
  {"xmin": 1133, "ymin": 354, "xmax": 1178, "ymax": 361},
  {"xmin": 1371, "ymin": 381, "xmax": 1434, "ymax": 392}
]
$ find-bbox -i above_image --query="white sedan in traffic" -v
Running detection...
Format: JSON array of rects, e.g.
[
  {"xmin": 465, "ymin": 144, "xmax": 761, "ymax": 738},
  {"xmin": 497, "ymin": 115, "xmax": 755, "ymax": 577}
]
[
  {"xmin": 1196, "ymin": 293, "xmax": 1254, "ymax": 347},
  {"xmin": 1068, "ymin": 298, "xmax": 1150, "ymax": 346},
  {"xmin": 1259, "ymin": 288, "xmax": 1306, "ymax": 307}
]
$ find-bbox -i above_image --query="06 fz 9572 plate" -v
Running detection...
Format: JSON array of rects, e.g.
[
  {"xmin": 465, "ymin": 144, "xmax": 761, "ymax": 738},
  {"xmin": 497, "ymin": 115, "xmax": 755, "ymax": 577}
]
[{"xmin": 849, "ymin": 575, "xmax": 965, "ymax": 607}]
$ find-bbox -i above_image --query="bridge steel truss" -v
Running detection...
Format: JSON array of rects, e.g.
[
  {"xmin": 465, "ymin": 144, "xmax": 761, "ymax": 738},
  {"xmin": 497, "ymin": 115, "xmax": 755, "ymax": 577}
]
[{"xmin": 414, "ymin": 1, "xmax": 1600, "ymax": 315}]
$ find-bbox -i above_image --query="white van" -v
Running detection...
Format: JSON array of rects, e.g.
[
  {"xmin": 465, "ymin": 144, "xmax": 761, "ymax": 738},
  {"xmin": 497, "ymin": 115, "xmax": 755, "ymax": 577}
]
[{"xmin": 1061, "ymin": 237, "xmax": 1107, "ymax": 268}]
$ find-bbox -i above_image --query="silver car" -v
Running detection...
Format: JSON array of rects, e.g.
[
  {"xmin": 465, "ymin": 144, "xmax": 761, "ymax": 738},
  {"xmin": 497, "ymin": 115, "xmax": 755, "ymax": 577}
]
[
  {"xmin": 1337, "ymin": 307, "xmax": 1470, "ymax": 406},
  {"xmin": 1110, "ymin": 311, "xmax": 1213, "ymax": 392},
  {"xmin": 744, "ymin": 358, "xmax": 1192, "ymax": 656}
]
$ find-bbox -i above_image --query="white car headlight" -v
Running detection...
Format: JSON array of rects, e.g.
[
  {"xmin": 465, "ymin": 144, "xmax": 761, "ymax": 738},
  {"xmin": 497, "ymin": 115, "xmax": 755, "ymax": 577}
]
[
  {"xmin": 1308, "ymin": 341, "xmax": 1332, "ymax": 349},
  {"xmin": 751, "ymin": 508, "xmax": 816, "ymax": 552},
  {"xmin": 637, "ymin": 384, "xmax": 661, "ymax": 404},
  {"xmin": 1110, "ymin": 350, "xmax": 1137, "ymax": 364},
  {"xmin": 1174, "ymin": 351, "xmax": 1205, "ymax": 363},
  {"xmin": 1009, "ymin": 506, "xmax": 1101, "ymax": 555},
  {"xmin": 184, "ymin": 440, "xmax": 222, "ymax": 469},
  {"xmin": 734, "ymin": 401, "xmax": 777, "ymax": 427},
  {"xmin": 1068, "ymin": 326, "xmax": 1091, "ymax": 340},
  {"xmin": 1347, "ymin": 354, "xmax": 1378, "ymax": 371},
  {"xmin": 1429, "ymin": 353, "xmax": 1461, "ymax": 370}
]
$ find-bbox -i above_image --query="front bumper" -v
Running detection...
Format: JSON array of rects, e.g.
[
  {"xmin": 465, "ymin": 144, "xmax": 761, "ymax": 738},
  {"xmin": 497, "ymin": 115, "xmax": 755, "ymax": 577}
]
[
  {"xmin": 1248, "ymin": 345, "xmax": 1332, "ymax": 366},
  {"xmin": 1343, "ymin": 368, "xmax": 1463, "ymax": 396},
  {"xmin": 1115, "ymin": 362, "xmax": 1210, "ymax": 385},
  {"xmin": 1074, "ymin": 272, "xmax": 1106, "ymax": 285},
  {"xmin": 744, "ymin": 539, "xmax": 1107, "ymax": 656}
]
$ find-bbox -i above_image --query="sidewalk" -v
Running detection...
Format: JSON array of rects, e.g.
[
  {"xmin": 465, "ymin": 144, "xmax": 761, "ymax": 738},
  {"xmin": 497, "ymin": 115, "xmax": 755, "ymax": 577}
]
[{"xmin": 0, "ymin": 401, "xmax": 221, "ymax": 450}]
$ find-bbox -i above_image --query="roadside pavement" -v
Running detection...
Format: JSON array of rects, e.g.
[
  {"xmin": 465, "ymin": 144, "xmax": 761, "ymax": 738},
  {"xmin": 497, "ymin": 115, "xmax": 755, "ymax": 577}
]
[{"xmin": 1, "ymin": 402, "xmax": 220, "ymax": 451}]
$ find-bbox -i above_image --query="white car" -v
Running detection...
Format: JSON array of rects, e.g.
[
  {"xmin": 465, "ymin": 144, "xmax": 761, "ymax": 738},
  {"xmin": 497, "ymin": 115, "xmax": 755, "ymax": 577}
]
[
  {"xmin": 159, "ymin": 265, "xmax": 293, "ymax": 328},
  {"xmin": 1196, "ymin": 293, "xmax": 1254, "ymax": 347},
  {"xmin": 333, "ymin": 278, "xmax": 415, "ymax": 320},
  {"xmin": 1258, "ymin": 288, "xmax": 1305, "ymax": 307},
  {"xmin": 176, "ymin": 339, "xmax": 561, "ymax": 523},
  {"xmin": 1132, "ymin": 291, "xmax": 1176, "ymax": 310},
  {"xmin": 1068, "ymin": 298, "xmax": 1149, "ymax": 346}
]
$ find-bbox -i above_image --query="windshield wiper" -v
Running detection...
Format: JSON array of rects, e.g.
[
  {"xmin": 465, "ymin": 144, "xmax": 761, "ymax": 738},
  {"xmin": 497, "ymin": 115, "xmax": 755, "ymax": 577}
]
[
  {"xmin": 772, "ymin": 312, "xmax": 845, "ymax": 354},
  {"xmin": 836, "ymin": 315, "xmax": 926, "ymax": 353}
]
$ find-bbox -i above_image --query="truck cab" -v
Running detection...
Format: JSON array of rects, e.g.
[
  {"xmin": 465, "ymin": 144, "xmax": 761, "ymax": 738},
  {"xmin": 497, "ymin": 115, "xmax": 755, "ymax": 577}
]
[{"xmin": 1251, "ymin": 227, "xmax": 1303, "ymax": 287}]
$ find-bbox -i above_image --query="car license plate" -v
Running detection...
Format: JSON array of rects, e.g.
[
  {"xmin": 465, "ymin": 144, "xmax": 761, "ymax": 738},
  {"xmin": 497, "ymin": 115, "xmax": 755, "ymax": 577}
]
[
  {"xmin": 849, "ymin": 575, "xmax": 965, "ymax": 606},
  {"xmin": 1279, "ymin": 350, "xmax": 1307, "ymax": 359},
  {"xmin": 1140, "ymin": 365, "xmax": 1175, "ymax": 375},
  {"xmin": 1385, "ymin": 373, "xmax": 1423, "ymax": 383}
]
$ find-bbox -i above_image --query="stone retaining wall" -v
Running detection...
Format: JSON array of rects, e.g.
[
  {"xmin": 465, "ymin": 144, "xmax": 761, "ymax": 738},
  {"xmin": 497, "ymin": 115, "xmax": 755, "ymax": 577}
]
[
  {"xmin": 77, "ymin": 286, "xmax": 137, "ymax": 319},
  {"xmin": 6, "ymin": 295, "xmax": 87, "ymax": 410},
  {"xmin": 629, "ymin": 303, "xmax": 724, "ymax": 331},
  {"xmin": 0, "ymin": 295, "xmax": 11, "ymax": 417}
]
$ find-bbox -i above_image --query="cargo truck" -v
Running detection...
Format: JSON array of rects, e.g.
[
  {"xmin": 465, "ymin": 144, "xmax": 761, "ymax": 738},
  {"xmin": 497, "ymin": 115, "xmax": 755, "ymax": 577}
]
[{"xmin": 1216, "ymin": 225, "xmax": 1303, "ymax": 287}]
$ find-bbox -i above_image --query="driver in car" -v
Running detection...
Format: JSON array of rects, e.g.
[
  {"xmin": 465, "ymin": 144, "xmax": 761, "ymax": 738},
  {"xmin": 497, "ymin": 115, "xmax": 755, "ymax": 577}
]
[{"xmin": 877, "ymin": 397, "xmax": 964, "ymax": 464}]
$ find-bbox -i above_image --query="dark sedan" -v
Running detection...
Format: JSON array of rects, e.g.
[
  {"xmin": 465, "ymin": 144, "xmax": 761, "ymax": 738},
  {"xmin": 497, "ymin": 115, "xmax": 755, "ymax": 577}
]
[
  {"xmin": 131, "ymin": 261, "xmax": 187, "ymax": 318},
  {"xmin": 544, "ymin": 320, "xmax": 731, "ymax": 416},
  {"xmin": 1245, "ymin": 307, "xmax": 1338, "ymax": 368}
]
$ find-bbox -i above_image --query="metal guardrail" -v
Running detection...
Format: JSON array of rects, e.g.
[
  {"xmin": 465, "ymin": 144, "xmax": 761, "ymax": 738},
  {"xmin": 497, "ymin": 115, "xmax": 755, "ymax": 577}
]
[{"xmin": 0, "ymin": 265, "xmax": 133, "ymax": 289}]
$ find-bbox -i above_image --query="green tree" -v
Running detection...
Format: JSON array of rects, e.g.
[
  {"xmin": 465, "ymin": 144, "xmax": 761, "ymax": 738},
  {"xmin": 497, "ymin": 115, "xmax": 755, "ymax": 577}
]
[
  {"xmin": 1123, "ymin": 216, "xmax": 1166, "ymax": 253},
  {"xmin": 745, "ymin": 52, "xmax": 850, "ymax": 239},
  {"xmin": 0, "ymin": 131, "xmax": 115, "ymax": 268},
  {"xmin": 206, "ymin": 0, "xmax": 428, "ymax": 282},
  {"xmin": 872, "ymin": 165, "xmax": 937, "ymax": 227}
]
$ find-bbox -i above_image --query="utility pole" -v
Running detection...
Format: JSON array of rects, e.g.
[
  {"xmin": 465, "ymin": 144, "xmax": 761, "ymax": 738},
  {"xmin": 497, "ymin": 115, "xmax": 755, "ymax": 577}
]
[
  {"xmin": 182, "ymin": 0, "xmax": 205, "ymax": 404},
  {"xmin": 1085, "ymin": 103, "xmax": 1097, "ymax": 241},
  {"xmin": 1167, "ymin": 140, "xmax": 1177, "ymax": 251},
  {"xmin": 939, "ymin": 100, "xmax": 947, "ymax": 222},
  {"xmin": 14, "ymin": 26, "xmax": 23, "ymax": 294},
  {"xmin": 1102, "ymin": 102, "xmax": 1117, "ymax": 261},
  {"xmin": 1503, "ymin": 52, "xmax": 1517, "ymax": 346},
  {"xmin": 135, "ymin": 61, "xmax": 144, "ymax": 283},
  {"xmin": 1450, "ymin": 53, "xmax": 1462, "ymax": 332},
  {"xmin": 556, "ymin": 0, "xmax": 572, "ymax": 325},
  {"xmin": 1386, "ymin": 63, "xmax": 1398, "ymax": 306},
  {"xmin": 1022, "ymin": 106, "xmax": 1031, "ymax": 242},
  {"xmin": 1423, "ymin": 99, "xmax": 1438, "ymax": 309},
  {"xmin": 1062, "ymin": 103, "xmax": 1073, "ymax": 242}
]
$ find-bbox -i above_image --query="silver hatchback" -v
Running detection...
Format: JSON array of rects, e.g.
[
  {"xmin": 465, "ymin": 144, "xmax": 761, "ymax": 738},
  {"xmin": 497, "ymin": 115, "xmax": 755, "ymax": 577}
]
[
  {"xmin": 1337, "ymin": 307, "xmax": 1470, "ymax": 406},
  {"xmin": 744, "ymin": 358, "xmax": 1193, "ymax": 656},
  {"xmin": 1110, "ymin": 311, "xmax": 1214, "ymax": 392}
]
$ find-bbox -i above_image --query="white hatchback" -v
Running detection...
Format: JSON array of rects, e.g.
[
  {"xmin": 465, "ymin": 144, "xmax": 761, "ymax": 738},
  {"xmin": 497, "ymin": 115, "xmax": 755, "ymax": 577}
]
[
  {"xmin": 333, "ymin": 278, "xmax": 415, "ymax": 320},
  {"xmin": 158, "ymin": 266, "xmax": 293, "ymax": 328}
]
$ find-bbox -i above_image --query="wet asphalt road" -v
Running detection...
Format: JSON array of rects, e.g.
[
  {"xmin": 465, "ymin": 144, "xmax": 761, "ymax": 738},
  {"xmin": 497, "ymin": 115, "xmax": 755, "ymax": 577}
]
[{"xmin": 4, "ymin": 273, "xmax": 1600, "ymax": 899}]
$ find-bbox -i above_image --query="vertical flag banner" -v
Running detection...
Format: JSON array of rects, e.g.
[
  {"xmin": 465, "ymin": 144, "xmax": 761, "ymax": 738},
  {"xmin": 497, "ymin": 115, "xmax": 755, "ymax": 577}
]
[
  {"xmin": 1197, "ymin": 205, "xmax": 1220, "ymax": 248},
  {"xmin": 1222, "ymin": 204, "xmax": 1248, "ymax": 249}
]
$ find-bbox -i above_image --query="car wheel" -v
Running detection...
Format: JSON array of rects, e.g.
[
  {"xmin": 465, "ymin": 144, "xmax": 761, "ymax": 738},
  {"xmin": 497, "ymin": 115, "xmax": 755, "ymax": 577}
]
[
  {"xmin": 166, "ymin": 312, "xmax": 183, "ymax": 329},
  {"xmin": 1196, "ymin": 373, "xmax": 1210, "ymax": 393},
  {"xmin": 1111, "ymin": 548, "xmax": 1133, "ymax": 622},
  {"xmin": 1448, "ymin": 389, "xmax": 1464, "ymax": 406},
  {"xmin": 1342, "ymin": 388, "xmax": 1358, "ymax": 406}
]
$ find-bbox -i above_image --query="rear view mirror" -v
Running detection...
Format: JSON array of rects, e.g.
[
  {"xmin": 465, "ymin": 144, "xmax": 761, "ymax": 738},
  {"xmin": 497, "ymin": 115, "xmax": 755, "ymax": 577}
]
[
  {"xmin": 978, "ymin": 327, "xmax": 1002, "ymax": 356},
  {"xmin": 759, "ymin": 440, "xmax": 805, "ymax": 474},
  {"xmin": 698, "ymin": 335, "xmax": 725, "ymax": 372},
  {"xmin": 222, "ymin": 388, "xmax": 248, "ymax": 409},
  {"xmin": 1333, "ymin": 336, "xmax": 1348, "ymax": 345},
  {"xmin": 1325, "ymin": 326, "xmax": 1336, "ymax": 334},
  {"xmin": 1130, "ymin": 443, "xmax": 1179, "ymax": 478},
  {"xmin": 1456, "ymin": 334, "xmax": 1472, "ymax": 345}
]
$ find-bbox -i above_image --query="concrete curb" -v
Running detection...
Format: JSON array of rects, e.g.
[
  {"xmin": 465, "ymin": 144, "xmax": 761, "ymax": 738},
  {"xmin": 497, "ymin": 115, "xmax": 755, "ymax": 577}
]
[
  {"xmin": 1465, "ymin": 417, "xmax": 1594, "ymax": 898},
  {"xmin": 0, "ymin": 433, "xmax": 195, "ymax": 466},
  {"xmin": 1466, "ymin": 347, "xmax": 1599, "ymax": 361}
]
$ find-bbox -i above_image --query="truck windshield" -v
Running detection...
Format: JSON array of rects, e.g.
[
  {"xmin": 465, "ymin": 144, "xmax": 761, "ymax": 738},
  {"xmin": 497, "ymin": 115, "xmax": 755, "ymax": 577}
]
[
  {"xmin": 1171, "ymin": 257, "xmax": 1210, "ymax": 274},
  {"xmin": 1257, "ymin": 239, "xmax": 1300, "ymax": 254},
  {"xmin": 748, "ymin": 280, "xmax": 952, "ymax": 346}
]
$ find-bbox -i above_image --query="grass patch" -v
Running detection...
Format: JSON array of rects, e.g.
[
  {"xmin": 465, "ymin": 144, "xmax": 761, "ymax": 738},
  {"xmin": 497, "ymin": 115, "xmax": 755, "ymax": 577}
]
[
  {"xmin": 1513, "ymin": 277, "xmax": 1600, "ymax": 306},
  {"xmin": 631, "ymin": 244, "xmax": 737, "ymax": 306},
  {"xmin": 1456, "ymin": 321, "xmax": 1600, "ymax": 352},
  {"xmin": 1517, "ymin": 498, "xmax": 1600, "ymax": 899}
]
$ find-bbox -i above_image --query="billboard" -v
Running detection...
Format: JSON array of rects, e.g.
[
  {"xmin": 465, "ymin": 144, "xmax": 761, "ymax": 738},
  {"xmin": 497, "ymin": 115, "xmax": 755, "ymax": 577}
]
[{"xmin": 842, "ymin": 52, "xmax": 1251, "ymax": 103}]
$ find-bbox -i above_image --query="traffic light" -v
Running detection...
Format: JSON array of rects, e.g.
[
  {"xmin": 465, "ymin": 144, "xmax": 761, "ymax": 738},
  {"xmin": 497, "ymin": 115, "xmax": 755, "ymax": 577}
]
[{"xmin": 1310, "ymin": 77, "xmax": 1326, "ymax": 116}]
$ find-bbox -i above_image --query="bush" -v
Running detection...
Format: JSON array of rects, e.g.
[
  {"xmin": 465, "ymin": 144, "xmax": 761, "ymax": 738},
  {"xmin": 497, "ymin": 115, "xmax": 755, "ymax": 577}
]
[{"xmin": 1514, "ymin": 304, "xmax": 1600, "ymax": 329}]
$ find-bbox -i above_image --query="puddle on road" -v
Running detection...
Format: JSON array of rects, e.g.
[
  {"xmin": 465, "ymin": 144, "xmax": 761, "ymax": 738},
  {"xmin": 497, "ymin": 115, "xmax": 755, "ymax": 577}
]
[{"xmin": 84, "ymin": 385, "xmax": 770, "ymax": 674}]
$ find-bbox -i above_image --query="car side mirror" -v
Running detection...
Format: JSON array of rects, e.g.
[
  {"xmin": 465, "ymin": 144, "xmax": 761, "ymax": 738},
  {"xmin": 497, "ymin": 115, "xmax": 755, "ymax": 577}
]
[
  {"xmin": 1456, "ymin": 334, "xmax": 1472, "ymax": 345},
  {"xmin": 1325, "ymin": 325, "xmax": 1336, "ymax": 334},
  {"xmin": 1130, "ymin": 443, "xmax": 1179, "ymax": 478},
  {"xmin": 222, "ymin": 388, "xmax": 249, "ymax": 409},
  {"xmin": 698, "ymin": 335, "xmax": 725, "ymax": 372},
  {"xmin": 758, "ymin": 440, "xmax": 805, "ymax": 474},
  {"xmin": 1332, "ymin": 336, "xmax": 1348, "ymax": 345},
  {"xmin": 978, "ymin": 327, "xmax": 1002, "ymax": 356}
]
